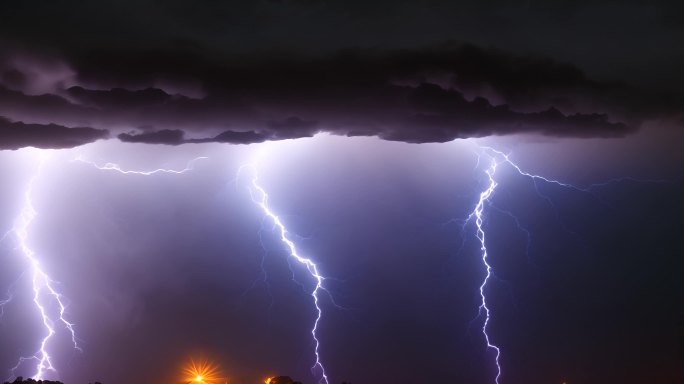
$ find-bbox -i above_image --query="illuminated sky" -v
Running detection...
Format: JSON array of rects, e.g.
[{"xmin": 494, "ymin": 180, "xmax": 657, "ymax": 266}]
[{"xmin": 0, "ymin": 2, "xmax": 682, "ymax": 384}]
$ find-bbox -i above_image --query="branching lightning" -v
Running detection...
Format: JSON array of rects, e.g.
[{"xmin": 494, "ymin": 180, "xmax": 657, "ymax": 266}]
[
  {"xmin": 3, "ymin": 154, "xmax": 208, "ymax": 379},
  {"xmin": 465, "ymin": 146, "xmax": 583, "ymax": 384},
  {"xmin": 465, "ymin": 144, "xmax": 591, "ymax": 383},
  {"xmin": 72, "ymin": 155, "xmax": 208, "ymax": 175},
  {"xmin": 464, "ymin": 144, "xmax": 655, "ymax": 384},
  {"xmin": 465, "ymin": 151, "xmax": 502, "ymax": 384},
  {"xmin": 8, "ymin": 158, "xmax": 81, "ymax": 380},
  {"xmin": 75, "ymin": 152, "xmax": 331, "ymax": 382},
  {"xmin": 238, "ymin": 163, "xmax": 330, "ymax": 384},
  {"xmin": 3, "ymin": 141, "xmax": 664, "ymax": 384}
]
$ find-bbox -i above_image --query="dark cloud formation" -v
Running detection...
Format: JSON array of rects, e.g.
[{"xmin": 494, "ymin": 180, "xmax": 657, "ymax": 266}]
[
  {"xmin": 117, "ymin": 129, "xmax": 271, "ymax": 145},
  {"xmin": 0, "ymin": 43, "xmax": 671, "ymax": 148},
  {"xmin": 0, "ymin": 0, "xmax": 681, "ymax": 149},
  {"xmin": 0, "ymin": 116, "xmax": 108, "ymax": 150},
  {"xmin": 117, "ymin": 129, "xmax": 185, "ymax": 146}
]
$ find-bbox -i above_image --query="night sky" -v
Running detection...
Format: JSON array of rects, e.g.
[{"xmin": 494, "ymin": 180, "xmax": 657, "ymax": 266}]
[{"xmin": 0, "ymin": 1, "xmax": 682, "ymax": 384}]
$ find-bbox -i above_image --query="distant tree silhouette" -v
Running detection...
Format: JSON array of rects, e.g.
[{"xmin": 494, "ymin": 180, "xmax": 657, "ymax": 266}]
[
  {"xmin": 3, "ymin": 377, "xmax": 64, "ymax": 384},
  {"xmin": 2, "ymin": 379, "xmax": 103, "ymax": 384},
  {"xmin": 269, "ymin": 376, "xmax": 302, "ymax": 384}
]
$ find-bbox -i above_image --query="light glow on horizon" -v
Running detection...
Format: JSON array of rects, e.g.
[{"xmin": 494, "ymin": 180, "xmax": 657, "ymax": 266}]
[{"xmin": 183, "ymin": 358, "xmax": 222, "ymax": 384}]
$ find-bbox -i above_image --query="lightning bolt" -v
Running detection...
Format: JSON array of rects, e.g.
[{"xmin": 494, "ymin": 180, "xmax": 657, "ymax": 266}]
[
  {"xmin": 4, "ymin": 154, "xmax": 207, "ymax": 379},
  {"xmin": 480, "ymin": 147, "xmax": 581, "ymax": 191},
  {"xmin": 465, "ymin": 150, "xmax": 502, "ymax": 384},
  {"xmin": 8, "ymin": 157, "xmax": 81, "ymax": 380},
  {"xmin": 71, "ymin": 155, "xmax": 208, "ymax": 175},
  {"xmin": 464, "ymin": 146, "xmax": 587, "ymax": 384},
  {"xmin": 76, "ymin": 152, "xmax": 331, "ymax": 382},
  {"xmin": 238, "ymin": 163, "xmax": 330, "ymax": 384},
  {"xmin": 463, "ymin": 144, "xmax": 672, "ymax": 384},
  {"xmin": 465, "ymin": 145, "xmax": 590, "ymax": 384}
]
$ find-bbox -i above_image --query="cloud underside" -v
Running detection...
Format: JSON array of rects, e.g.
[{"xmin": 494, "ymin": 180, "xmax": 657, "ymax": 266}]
[
  {"xmin": 0, "ymin": 43, "xmax": 667, "ymax": 150},
  {"xmin": 0, "ymin": 117, "xmax": 107, "ymax": 150}
]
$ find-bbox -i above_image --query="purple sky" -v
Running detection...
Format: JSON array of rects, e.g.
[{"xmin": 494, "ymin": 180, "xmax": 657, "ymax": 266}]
[{"xmin": 0, "ymin": 135, "xmax": 681, "ymax": 384}]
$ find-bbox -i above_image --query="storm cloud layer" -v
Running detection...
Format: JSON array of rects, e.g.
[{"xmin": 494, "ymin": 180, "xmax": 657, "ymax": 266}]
[
  {"xmin": 0, "ymin": 116, "xmax": 107, "ymax": 150},
  {"xmin": 0, "ymin": 43, "xmax": 665, "ymax": 150},
  {"xmin": 0, "ymin": 0, "xmax": 682, "ymax": 149}
]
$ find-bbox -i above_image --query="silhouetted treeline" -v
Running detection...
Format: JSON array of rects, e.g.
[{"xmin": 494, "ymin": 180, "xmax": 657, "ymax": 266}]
[
  {"xmin": 267, "ymin": 376, "xmax": 350, "ymax": 384},
  {"xmin": 3, "ymin": 378, "xmax": 60, "ymax": 384},
  {"xmin": 2, "ymin": 378, "xmax": 102, "ymax": 384},
  {"xmin": 3, "ymin": 375, "xmax": 351, "ymax": 384},
  {"xmin": 268, "ymin": 377, "xmax": 302, "ymax": 384}
]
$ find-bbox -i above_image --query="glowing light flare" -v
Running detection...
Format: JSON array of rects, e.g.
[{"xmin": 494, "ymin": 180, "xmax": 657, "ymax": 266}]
[
  {"xmin": 238, "ymin": 163, "xmax": 330, "ymax": 384},
  {"xmin": 182, "ymin": 358, "xmax": 222, "ymax": 384},
  {"xmin": 9, "ymin": 157, "xmax": 81, "ymax": 380}
]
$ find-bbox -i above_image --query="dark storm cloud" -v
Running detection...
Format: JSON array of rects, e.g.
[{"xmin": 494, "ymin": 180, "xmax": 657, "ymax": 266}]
[
  {"xmin": 118, "ymin": 129, "xmax": 271, "ymax": 145},
  {"xmin": 205, "ymin": 130, "xmax": 270, "ymax": 144},
  {"xmin": 117, "ymin": 129, "xmax": 185, "ymax": 145},
  {"xmin": 0, "ymin": 43, "xmax": 665, "ymax": 148},
  {"xmin": 0, "ymin": 116, "xmax": 108, "ymax": 150},
  {"xmin": 67, "ymin": 86, "xmax": 172, "ymax": 108},
  {"xmin": 0, "ymin": 0, "xmax": 681, "ymax": 149}
]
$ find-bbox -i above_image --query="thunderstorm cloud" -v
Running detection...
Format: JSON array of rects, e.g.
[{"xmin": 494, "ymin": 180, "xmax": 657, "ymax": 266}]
[
  {"xmin": 0, "ymin": 116, "xmax": 108, "ymax": 150},
  {"xmin": 0, "ymin": 39, "xmax": 680, "ymax": 150}
]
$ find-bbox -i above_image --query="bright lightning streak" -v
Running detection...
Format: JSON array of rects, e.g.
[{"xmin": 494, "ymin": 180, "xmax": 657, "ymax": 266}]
[
  {"xmin": 71, "ymin": 155, "xmax": 208, "ymax": 175},
  {"xmin": 466, "ymin": 152, "xmax": 502, "ymax": 384},
  {"xmin": 464, "ymin": 145, "xmax": 579, "ymax": 384},
  {"xmin": 466, "ymin": 145, "xmax": 584, "ymax": 383},
  {"xmin": 3, "ymin": 153, "xmax": 208, "ymax": 379},
  {"xmin": 480, "ymin": 147, "xmax": 581, "ymax": 191},
  {"xmin": 481, "ymin": 146, "xmax": 676, "ymax": 191},
  {"xmin": 465, "ymin": 144, "xmax": 652, "ymax": 384},
  {"xmin": 238, "ymin": 163, "xmax": 330, "ymax": 384},
  {"xmin": 9, "ymin": 158, "xmax": 81, "ymax": 380}
]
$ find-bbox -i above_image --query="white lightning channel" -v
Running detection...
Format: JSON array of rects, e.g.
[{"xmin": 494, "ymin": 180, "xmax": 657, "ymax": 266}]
[
  {"xmin": 466, "ymin": 151, "xmax": 502, "ymax": 384},
  {"xmin": 465, "ymin": 145, "xmax": 580, "ymax": 384},
  {"xmin": 4, "ymin": 154, "xmax": 208, "ymax": 378},
  {"xmin": 76, "ymin": 152, "xmax": 329, "ymax": 382},
  {"xmin": 71, "ymin": 155, "xmax": 208, "ymax": 175},
  {"xmin": 10, "ymin": 158, "xmax": 81, "ymax": 380},
  {"xmin": 463, "ymin": 144, "xmax": 669, "ymax": 384},
  {"xmin": 239, "ymin": 163, "xmax": 330, "ymax": 384}
]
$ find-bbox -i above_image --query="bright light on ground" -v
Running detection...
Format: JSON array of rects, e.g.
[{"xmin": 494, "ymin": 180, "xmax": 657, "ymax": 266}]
[{"xmin": 182, "ymin": 358, "xmax": 222, "ymax": 384}]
